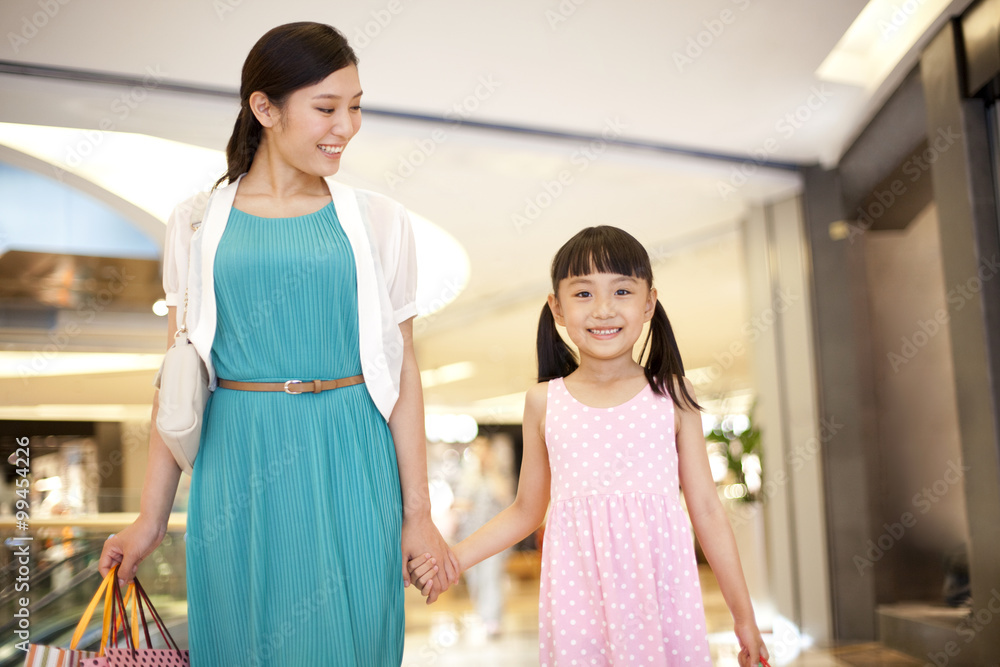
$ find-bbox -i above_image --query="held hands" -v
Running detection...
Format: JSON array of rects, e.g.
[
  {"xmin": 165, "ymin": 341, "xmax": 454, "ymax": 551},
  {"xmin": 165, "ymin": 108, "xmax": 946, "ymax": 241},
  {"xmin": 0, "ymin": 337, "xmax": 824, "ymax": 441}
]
[
  {"xmin": 401, "ymin": 513, "xmax": 460, "ymax": 604},
  {"xmin": 406, "ymin": 552, "xmax": 456, "ymax": 603},
  {"xmin": 734, "ymin": 619, "xmax": 769, "ymax": 667}
]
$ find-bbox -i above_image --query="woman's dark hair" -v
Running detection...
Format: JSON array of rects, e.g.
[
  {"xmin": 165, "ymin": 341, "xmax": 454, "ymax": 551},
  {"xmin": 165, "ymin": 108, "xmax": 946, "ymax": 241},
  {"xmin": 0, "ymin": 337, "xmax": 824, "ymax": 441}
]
[
  {"xmin": 537, "ymin": 226, "xmax": 701, "ymax": 411},
  {"xmin": 215, "ymin": 22, "xmax": 358, "ymax": 188}
]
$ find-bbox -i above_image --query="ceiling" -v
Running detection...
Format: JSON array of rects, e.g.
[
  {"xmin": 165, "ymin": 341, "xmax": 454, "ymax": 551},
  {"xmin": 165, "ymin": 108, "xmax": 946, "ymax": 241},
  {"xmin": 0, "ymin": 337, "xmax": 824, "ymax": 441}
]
[{"xmin": 0, "ymin": 0, "xmax": 970, "ymax": 420}]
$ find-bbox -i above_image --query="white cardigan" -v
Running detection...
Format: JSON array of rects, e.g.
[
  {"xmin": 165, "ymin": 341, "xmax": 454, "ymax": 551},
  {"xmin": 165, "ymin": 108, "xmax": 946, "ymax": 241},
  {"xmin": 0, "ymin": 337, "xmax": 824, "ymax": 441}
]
[{"xmin": 162, "ymin": 175, "xmax": 418, "ymax": 422}]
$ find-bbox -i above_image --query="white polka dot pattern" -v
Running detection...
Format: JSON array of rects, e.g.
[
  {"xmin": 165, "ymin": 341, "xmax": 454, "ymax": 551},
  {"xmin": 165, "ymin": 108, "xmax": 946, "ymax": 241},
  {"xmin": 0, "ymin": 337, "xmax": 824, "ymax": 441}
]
[{"xmin": 538, "ymin": 378, "xmax": 711, "ymax": 666}]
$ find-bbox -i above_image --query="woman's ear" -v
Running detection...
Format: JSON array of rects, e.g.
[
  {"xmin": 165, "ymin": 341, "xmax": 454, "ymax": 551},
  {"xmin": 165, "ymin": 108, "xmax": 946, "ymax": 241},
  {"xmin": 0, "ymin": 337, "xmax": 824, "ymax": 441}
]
[
  {"xmin": 249, "ymin": 91, "xmax": 277, "ymax": 129},
  {"xmin": 645, "ymin": 286, "xmax": 658, "ymax": 322},
  {"xmin": 547, "ymin": 293, "xmax": 566, "ymax": 326}
]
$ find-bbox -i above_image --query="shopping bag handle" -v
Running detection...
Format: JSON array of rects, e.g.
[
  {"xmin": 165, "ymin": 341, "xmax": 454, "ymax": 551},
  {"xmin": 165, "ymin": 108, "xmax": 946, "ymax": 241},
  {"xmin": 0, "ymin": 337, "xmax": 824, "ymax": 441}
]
[
  {"xmin": 109, "ymin": 583, "xmax": 142, "ymax": 649},
  {"xmin": 112, "ymin": 582, "xmax": 152, "ymax": 649},
  {"xmin": 112, "ymin": 575, "xmax": 184, "ymax": 655},
  {"xmin": 108, "ymin": 574, "xmax": 134, "ymax": 651},
  {"xmin": 69, "ymin": 566, "xmax": 118, "ymax": 654},
  {"xmin": 133, "ymin": 577, "xmax": 183, "ymax": 653}
]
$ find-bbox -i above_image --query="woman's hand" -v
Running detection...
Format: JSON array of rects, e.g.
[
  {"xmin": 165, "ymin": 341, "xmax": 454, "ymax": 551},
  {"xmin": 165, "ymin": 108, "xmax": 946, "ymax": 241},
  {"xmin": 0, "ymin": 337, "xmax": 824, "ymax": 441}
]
[
  {"xmin": 98, "ymin": 515, "xmax": 166, "ymax": 585},
  {"xmin": 735, "ymin": 619, "xmax": 769, "ymax": 667},
  {"xmin": 401, "ymin": 513, "xmax": 459, "ymax": 604}
]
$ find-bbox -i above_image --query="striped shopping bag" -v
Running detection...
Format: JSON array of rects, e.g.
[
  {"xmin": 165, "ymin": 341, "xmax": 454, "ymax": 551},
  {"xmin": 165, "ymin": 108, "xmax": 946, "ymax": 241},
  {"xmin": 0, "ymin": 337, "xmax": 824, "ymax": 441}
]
[
  {"xmin": 22, "ymin": 567, "xmax": 120, "ymax": 666},
  {"xmin": 22, "ymin": 644, "xmax": 96, "ymax": 667}
]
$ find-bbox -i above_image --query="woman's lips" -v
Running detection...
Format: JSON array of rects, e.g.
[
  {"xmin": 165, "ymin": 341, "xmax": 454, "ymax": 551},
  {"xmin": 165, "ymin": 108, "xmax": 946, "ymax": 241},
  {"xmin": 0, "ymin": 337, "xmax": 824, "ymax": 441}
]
[{"xmin": 318, "ymin": 144, "xmax": 344, "ymax": 158}]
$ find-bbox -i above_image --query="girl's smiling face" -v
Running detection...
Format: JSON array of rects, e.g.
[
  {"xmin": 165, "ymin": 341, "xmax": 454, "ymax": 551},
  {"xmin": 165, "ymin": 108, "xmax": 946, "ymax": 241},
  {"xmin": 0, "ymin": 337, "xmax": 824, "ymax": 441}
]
[
  {"xmin": 548, "ymin": 272, "xmax": 657, "ymax": 363},
  {"xmin": 252, "ymin": 64, "xmax": 363, "ymax": 177}
]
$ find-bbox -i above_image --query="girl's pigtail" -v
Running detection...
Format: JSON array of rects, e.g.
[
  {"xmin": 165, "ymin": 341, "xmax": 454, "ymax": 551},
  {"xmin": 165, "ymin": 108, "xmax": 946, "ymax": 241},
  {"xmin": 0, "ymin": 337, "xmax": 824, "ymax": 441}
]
[
  {"xmin": 642, "ymin": 301, "xmax": 702, "ymax": 410},
  {"xmin": 537, "ymin": 302, "xmax": 578, "ymax": 382}
]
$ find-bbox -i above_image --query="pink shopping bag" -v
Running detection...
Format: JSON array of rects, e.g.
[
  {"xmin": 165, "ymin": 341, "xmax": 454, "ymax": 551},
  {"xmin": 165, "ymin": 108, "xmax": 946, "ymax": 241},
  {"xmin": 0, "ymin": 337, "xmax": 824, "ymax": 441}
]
[{"xmin": 80, "ymin": 576, "xmax": 188, "ymax": 667}]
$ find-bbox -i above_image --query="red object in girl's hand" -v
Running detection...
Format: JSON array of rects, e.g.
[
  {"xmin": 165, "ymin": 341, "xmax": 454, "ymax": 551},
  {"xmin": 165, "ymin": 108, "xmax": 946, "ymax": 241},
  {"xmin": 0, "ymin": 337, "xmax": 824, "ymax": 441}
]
[{"xmin": 760, "ymin": 659, "xmax": 771, "ymax": 667}]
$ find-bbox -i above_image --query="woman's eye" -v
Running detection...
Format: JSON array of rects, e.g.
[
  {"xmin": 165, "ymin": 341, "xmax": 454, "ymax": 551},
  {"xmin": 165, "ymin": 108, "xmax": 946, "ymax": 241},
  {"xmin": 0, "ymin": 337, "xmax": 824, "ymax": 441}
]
[
  {"xmin": 350, "ymin": 105, "xmax": 363, "ymax": 111},
  {"xmin": 317, "ymin": 108, "xmax": 334, "ymax": 114}
]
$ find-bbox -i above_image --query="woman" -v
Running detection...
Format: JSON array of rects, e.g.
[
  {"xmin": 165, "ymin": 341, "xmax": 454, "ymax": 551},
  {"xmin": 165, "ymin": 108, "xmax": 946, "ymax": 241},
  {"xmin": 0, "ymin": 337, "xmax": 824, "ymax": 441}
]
[{"xmin": 99, "ymin": 22, "xmax": 459, "ymax": 666}]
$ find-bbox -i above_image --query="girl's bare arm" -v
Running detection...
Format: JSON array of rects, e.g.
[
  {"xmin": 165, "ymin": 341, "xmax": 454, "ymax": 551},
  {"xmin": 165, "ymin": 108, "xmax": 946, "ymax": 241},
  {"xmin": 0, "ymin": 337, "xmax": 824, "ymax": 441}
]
[{"xmin": 676, "ymin": 377, "xmax": 768, "ymax": 667}]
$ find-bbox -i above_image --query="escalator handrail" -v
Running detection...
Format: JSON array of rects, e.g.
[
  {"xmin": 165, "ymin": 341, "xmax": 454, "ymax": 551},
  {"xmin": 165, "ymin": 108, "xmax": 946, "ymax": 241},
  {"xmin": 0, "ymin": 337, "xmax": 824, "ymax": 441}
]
[
  {"xmin": 0, "ymin": 548, "xmax": 98, "ymax": 607},
  {"xmin": 0, "ymin": 562, "xmax": 100, "ymax": 637}
]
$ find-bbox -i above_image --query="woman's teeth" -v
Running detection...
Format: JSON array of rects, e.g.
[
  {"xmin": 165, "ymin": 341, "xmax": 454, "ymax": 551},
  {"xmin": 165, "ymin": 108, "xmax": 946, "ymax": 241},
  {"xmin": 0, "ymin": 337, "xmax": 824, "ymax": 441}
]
[{"xmin": 318, "ymin": 145, "xmax": 343, "ymax": 154}]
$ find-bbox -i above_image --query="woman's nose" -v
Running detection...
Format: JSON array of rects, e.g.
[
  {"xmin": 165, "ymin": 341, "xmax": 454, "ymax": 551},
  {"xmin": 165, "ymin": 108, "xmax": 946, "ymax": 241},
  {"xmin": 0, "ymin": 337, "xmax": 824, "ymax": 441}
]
[{"xmin": 330, "ymin": 109, "xmax": 354, "ymax": 138}]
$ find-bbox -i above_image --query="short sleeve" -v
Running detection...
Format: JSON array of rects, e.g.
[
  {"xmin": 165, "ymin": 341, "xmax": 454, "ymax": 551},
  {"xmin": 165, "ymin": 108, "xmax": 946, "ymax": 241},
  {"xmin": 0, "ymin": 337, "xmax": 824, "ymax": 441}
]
[
  {"xmin": 162, "ymin": 192, "xmax": 210, "ymax": 307},
  {"xmin": 388, "ymin": 205, "xmax": 419, "ymax": 322}
]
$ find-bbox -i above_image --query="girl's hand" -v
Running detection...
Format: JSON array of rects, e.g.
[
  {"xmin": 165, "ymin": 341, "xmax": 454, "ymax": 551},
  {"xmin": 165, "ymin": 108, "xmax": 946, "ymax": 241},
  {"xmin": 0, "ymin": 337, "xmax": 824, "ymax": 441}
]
[
  {"xmin": 406, "ymin": 553, "xmax": 440, "ymax": 598},
  {"xmin": 98, "ymin": 515, "xmax": 166, "ymax": 585},
  {"xmin": 400, "ymin": 513, "xmax": 460, "ymax": 604},
  {"xmin": 735, "ymin": 619, "xmax": 768, "ymax": 667}
]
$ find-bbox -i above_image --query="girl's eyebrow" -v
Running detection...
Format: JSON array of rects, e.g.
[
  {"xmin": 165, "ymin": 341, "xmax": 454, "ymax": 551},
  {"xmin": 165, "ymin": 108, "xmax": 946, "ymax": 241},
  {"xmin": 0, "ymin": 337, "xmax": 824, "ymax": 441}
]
[{"xmin": 566, "ymin": 274, "xmax": 639, "ymax": 285}]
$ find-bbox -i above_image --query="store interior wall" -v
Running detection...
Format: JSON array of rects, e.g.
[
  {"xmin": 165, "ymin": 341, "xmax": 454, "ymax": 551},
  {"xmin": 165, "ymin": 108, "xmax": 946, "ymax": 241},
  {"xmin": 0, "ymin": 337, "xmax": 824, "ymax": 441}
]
[
  {"xmin": 920, "ymin": 17, "xmax": 1000, "ymax": 663},
  {"xmin": 862, "ymin": 203, "xmax": 970, "ymax": 602},
  {"xmin": 742, "ymin": 195, "xmax": 832, "ymax": 649},
  {"xmin": 801, "ymin": 8, "xmax": 1000, "ymax": 660}
]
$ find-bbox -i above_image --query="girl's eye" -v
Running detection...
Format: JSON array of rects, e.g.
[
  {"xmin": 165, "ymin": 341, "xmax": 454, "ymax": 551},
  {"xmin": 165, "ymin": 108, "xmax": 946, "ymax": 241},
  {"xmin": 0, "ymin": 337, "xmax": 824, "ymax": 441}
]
[
  {"xmin": 616, "ymin": 289, "xmax": 631, "ymax": 296},
  {"xmin": 574, "ymin": 291, "xmax": 592, "ymax": 298}
]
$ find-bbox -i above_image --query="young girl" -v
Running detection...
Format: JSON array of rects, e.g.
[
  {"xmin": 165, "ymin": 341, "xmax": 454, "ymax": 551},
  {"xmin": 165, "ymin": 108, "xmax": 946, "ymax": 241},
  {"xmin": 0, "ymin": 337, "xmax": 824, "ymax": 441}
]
[{"xmin": 409, "ymin": 226, "xmax": 768, "ymax": 666}]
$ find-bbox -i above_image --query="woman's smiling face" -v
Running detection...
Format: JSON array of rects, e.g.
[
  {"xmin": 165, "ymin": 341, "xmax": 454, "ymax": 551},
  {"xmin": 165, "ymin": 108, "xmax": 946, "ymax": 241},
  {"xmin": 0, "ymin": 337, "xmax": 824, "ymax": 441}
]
[{"xmin": 255, "ymin": 64, "xmax": 363, "ymax": 177}]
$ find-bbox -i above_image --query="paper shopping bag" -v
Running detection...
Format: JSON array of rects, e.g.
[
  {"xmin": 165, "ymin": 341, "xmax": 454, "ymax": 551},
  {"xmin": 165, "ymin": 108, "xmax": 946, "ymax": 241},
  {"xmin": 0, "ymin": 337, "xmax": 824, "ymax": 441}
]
[
  {"xmin": 80, "ymin": 576, "xmax": 189, "ymax": 667},
  {"xmin": 22, "ymin": 644, "xmax": 97, "ymax": 667},
  {"xmin": 22, "ymin": 566, "xmax": 130, "ymax": 666}
]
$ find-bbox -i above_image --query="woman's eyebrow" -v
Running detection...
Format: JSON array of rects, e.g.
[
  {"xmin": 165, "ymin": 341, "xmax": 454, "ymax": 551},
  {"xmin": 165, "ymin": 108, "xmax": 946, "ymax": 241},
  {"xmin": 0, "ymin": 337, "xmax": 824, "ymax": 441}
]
[{"xmin": 312, "ymin": 90, "xmax": 364, "ymax": 99}]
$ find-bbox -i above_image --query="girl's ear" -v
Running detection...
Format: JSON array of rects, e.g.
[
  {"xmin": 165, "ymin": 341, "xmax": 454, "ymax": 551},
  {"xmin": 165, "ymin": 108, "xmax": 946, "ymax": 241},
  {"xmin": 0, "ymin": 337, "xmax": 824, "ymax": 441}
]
[
  {"xmin": 644, "ymin": 286, "xmax": 658, "ymax": 323},
  {"xmin": 547, "ymin": 293, "xmax": 565, "ymax": 326},
  {"xmin": 249, "ymin": 91, "xmax": 277, "ymax": 129}
]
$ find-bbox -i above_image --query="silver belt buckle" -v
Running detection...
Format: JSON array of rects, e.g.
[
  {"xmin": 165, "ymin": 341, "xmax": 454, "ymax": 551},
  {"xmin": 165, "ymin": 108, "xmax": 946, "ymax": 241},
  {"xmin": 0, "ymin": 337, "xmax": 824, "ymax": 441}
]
[{"xmin": 284, "ymin": 380, "xmax": 303, "ymax": 395}]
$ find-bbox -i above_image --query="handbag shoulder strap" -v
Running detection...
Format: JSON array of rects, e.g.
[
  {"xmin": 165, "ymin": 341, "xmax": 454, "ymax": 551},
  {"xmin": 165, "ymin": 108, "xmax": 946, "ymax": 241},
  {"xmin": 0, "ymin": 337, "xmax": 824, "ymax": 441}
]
[{"xmin": 178, "ymin": 288, "xmax": 192, "ymax": 333}]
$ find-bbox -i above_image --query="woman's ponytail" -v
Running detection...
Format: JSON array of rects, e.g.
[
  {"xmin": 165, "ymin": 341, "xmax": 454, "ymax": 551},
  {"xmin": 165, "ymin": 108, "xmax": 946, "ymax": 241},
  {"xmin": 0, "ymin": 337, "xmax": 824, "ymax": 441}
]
[
  {"xmin": 642, "ymin": 301, "xmax": 701, "ymax": 410},
  {"xmin": 537, "ymin": 302, "xmax": 578, "ymax": 382},
  {"xmin": 216, "ymin": 106, "xmax": 262, "ymax": 189}
]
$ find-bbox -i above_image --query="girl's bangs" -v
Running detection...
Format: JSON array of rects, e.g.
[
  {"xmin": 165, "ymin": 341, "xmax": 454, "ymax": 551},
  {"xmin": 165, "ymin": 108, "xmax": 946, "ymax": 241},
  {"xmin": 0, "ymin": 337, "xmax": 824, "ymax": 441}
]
[{"xmin": 551, "ymin": 227, "xmax": 652, "ymax": 286}]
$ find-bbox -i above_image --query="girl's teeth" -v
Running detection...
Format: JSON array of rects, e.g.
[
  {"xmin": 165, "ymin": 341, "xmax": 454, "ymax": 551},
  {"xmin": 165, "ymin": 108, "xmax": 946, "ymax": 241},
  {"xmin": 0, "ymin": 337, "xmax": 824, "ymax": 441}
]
[{"xmin": 591, "ymin": 328, "xmax": 620, "ymax": 335}]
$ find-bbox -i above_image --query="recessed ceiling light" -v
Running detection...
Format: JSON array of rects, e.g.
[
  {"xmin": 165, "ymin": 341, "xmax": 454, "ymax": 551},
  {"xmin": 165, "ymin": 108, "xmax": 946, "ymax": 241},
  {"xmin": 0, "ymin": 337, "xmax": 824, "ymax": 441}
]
[{"xmin": 816, "ymin": 0, "xmax": 954, "ymax": 90}]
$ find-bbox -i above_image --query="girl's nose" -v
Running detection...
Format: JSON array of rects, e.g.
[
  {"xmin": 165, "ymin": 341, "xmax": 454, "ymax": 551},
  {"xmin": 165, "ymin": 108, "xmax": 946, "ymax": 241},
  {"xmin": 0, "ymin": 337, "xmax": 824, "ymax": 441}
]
[{"xmin": 593, "ymin": 299, "xmax": 615, "ymax": 318}]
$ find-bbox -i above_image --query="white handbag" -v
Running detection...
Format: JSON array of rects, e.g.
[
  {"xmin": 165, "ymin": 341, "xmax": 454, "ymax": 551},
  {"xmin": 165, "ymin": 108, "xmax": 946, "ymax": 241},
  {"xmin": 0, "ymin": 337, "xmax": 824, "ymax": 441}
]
[{"xmin": 153, "ymin": 291, "xmax": 209, "ymax": 474}]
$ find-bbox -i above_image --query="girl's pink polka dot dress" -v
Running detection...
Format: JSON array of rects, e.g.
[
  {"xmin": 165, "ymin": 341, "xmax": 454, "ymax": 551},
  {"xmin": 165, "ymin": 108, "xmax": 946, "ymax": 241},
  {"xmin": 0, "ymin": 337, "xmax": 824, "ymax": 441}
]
[{"xmin": 539, "ymin": 378, "xmax": 711, "ymax": 666}]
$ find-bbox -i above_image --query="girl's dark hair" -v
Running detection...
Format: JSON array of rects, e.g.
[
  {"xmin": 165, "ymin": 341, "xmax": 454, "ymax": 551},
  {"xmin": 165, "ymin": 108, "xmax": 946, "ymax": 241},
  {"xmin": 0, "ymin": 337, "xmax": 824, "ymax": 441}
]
[
  {"xmin": 537, "ymin": 226, "xmax": 701, "ymax": 411},
  {"xmin": 215, "ymin": 22, "xmax": 358, "ymax": 188}
]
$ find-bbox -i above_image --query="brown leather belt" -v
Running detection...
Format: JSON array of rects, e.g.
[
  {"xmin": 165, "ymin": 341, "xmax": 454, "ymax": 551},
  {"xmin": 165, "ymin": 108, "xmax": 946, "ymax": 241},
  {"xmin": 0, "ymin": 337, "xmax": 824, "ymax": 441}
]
[{"xmin": 217, "ymin": 375, "xmax": 364, "ymax": 395}]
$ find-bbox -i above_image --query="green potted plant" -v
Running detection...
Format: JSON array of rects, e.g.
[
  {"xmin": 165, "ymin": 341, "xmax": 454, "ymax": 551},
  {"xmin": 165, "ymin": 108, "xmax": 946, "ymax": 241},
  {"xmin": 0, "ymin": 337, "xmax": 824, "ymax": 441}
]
[{"xmin": 705, "ymin": 408, "xmax": 762, "ymax": 503}]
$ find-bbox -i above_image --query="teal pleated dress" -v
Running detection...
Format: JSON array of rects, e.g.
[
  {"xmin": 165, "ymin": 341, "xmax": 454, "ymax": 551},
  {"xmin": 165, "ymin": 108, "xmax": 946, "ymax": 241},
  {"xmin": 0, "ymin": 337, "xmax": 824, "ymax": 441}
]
[{"xmin": 185, "ymin": 202, "xmax": 404, "ymax": 666}]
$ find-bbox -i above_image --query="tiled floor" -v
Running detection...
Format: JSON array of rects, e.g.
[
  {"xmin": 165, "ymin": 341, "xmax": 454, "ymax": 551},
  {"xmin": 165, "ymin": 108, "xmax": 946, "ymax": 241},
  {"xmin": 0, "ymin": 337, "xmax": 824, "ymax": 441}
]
[{"xmin": 401, "ymin": 552, "xmax": 921, "ymax": 666}]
